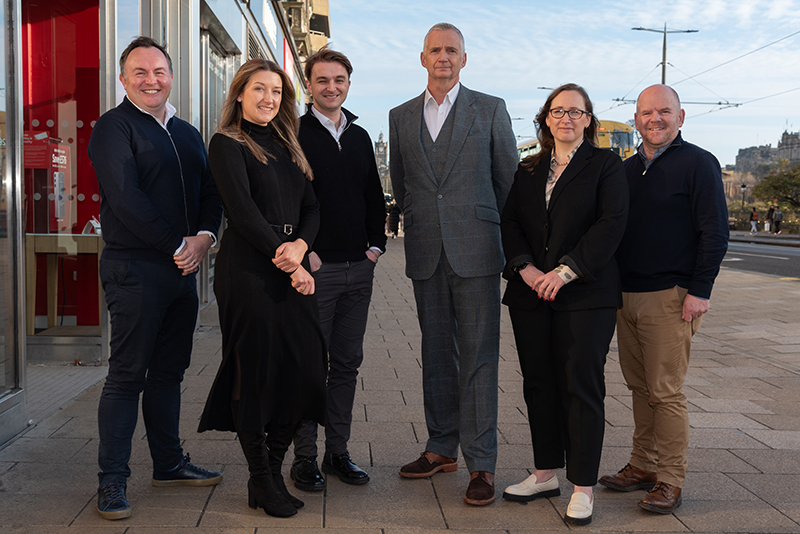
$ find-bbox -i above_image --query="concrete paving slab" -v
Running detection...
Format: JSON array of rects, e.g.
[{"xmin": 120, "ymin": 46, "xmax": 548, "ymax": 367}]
[
  {"xmin": 324, "ymin": 467, "xmax": 446, "ymax": 530},
  {"xmin": 0, "ymin": 492, "xmax": 94, "ymax": 526},
  {"xmin": 688, "ymin": 429, "xmax": 769, "ymax": 449},
  {"xmin": 0, "ymin": 436, "xmax": 88, "ymax": 463},
  {"xmin": 744, "ymin": 429, "xmax": 800, "ymax": 449},
  {"xmin": 674, "ymin": 499, "xmax": 799, "ymax": 532},
  {"xmin": 731, "ymin": 449, "xmax": 800, "ymax": 474},
  {"xmin": 689, "ymin": 413, "xmax": 769, "ymax": 429},
  {"xmin": 201, "ymin": 492, "xmax": 323, "ymax": 528}
]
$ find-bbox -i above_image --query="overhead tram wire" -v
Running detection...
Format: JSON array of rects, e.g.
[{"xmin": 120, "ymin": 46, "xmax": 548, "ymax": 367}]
[
  {"xmin": 673, "ymin": 29, "xmax": 800, "ymax": 86},
  {"xmin": 686, "ymin": 86, "xmax": 800, "ymax": 119}
]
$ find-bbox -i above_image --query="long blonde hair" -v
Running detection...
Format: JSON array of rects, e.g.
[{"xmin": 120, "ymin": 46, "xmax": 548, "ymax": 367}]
[{"xmin": 217, "ymin": 59, "xmax": 313, "ymax": 179}]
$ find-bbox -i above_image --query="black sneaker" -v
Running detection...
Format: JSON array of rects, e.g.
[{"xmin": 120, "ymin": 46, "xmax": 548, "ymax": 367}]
[
  {"xmin": 152, "ymin": 453, "xmax": 223, "ymax": 487},
  {"xmin": 97, "ymin": 480, "xmax": 131, "ymax": 520},
  {"xmin": 290, "ymin": 455, "xmax": 326, "ymax": 491},
  {"xmin": 322, "ymin": 452, "xmax": 370, "ymax": 485}
]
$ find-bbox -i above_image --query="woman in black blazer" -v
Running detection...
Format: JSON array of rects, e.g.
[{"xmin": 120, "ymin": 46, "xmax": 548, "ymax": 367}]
[{"xmin": 499, "ymin": 84, "xmax": 628, "ymax": 525}]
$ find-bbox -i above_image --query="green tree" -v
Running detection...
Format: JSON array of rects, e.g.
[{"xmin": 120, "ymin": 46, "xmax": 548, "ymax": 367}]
[{"xmin": 753, "ymin": 160, "xmax": 800, "ymax": 210}]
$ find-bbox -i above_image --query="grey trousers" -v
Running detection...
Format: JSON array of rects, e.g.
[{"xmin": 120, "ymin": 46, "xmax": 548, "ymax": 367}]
[
  {"xmin": 412, "ymin": 250, "xmax": 500, "ymax": 473},
  {"xmin": 294, "ymin": 258, "xmax": 375, "ymax": 457}
]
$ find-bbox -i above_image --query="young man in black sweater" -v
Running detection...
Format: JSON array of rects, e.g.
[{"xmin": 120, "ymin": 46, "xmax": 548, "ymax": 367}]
[
  {"xmin": 600, "ymin": 85, "xmax": 728, "ymax": 514},
  {"xmin": 88, "ymin": 37, "xmax": 223, "ymax": 520},
  {"xmin": 290, "ymin": 49, "xmax": 387, "ymax": 491}
]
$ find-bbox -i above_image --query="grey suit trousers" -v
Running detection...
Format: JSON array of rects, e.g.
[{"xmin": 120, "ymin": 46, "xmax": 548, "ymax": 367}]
[{"xmin": 412, "ymin": 248, "xmax": 500, "ymax": 473}]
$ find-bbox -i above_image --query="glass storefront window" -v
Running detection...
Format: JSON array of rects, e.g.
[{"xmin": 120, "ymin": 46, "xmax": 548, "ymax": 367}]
[{"xmin": 22, "ymin": 0, "xmax": 102, "ymax": 337}]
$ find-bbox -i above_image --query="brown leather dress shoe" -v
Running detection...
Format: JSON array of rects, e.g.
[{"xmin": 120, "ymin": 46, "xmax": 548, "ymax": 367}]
[
  {"xmin": 464, "ymin": 471, "xmax": 495, "ymax": 506},
  {"xmin": 639, "ymin": 481, "xmax": 682, "ymax": 514},
  {"xmin": 399, "ymin": 452, "xmax": 457, "ymax": 479},
  {"xmin": 598, "ymin": 463, "xmax": 657, "ymax": 492}
]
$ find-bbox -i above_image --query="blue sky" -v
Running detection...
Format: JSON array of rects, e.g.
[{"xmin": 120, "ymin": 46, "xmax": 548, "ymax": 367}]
[{"xmin": 327, "ymin": 0, "xmax": 800, "ymax": 166}]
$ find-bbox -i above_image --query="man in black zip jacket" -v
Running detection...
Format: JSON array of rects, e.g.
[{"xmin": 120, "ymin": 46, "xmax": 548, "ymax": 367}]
[
  {"xmin": 87, "ymin": 37, "xmax": 223, "ymax": 521},
  {"xmin": 290, "ymin": 49, "xmax": 387, "ymax": 491},
  {"xmin": 599, "ymin": 85, "xmax": 728, "ymax": 514}
]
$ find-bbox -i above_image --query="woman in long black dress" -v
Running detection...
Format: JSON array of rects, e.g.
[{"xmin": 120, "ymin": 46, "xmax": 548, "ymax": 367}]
[{"xmin": 198, "ymin": 59, "xmax": 326, "ymax": 518}]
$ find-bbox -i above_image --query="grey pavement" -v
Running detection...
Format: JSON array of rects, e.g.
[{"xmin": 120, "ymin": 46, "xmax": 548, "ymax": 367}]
[{"xmin": 2, "ymin": 237, "xmax": 800, "ymax": 533}]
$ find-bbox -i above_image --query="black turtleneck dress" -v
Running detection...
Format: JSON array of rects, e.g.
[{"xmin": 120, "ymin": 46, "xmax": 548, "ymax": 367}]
[{"xmin": 198, "ymin": 120, "xmax": 327, "ymax": 433}]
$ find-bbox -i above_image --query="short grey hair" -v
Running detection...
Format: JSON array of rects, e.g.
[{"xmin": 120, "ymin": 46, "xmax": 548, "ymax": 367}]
[{"xmin": 423, "ymin": 23, "xmax": 465, "ymax": 51}]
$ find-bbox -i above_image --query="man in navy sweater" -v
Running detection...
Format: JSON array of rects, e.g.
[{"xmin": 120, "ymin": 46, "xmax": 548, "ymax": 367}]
[
  {"xmin": 88, "ymin": 37, "xmax": 223, "ymax": 520},
  {"xmin": 290, "ymin": 49, "xmax": 387, "ymax": 491},
  {"xmin": 599, "ymin": 85, "xmax": 728, "ymax": 513}
]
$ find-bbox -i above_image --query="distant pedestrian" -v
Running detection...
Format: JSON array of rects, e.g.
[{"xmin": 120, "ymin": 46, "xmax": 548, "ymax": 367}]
[
  {"xmin": 773, "ymin": 207, "xmax": 783, "ymax": 234},
  {"xmin": 765, "ymin": 206, "xmax": 774, "ymax": 233},
  {"xmin": 749, "ymin": 207, "xmax": 758, "ymax": 234},
  {"xmin": 388, "ymin": 200, "xmax": 401, "ymax": 237}
]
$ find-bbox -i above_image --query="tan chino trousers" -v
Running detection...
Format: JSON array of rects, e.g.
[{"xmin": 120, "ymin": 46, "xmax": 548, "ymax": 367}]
[{"xmin": 616, "ymin": 286, "xmax": 702, "ymax": 488}]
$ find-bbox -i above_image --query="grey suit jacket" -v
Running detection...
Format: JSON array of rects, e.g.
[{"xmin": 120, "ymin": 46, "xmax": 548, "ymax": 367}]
[{"xmin": 389, "ymin": 85, "xmax": 517, "ymax": 280}]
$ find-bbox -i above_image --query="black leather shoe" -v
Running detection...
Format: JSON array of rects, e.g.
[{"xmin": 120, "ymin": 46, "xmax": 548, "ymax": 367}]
[
  {"xmin": 152, "ymin": 453, "xmax": 222, "ymax": 487},
  {"xmin": 290, "ymin": 455, "xmax": 326, "ymax": 491},
  {"xmin": 322, "ymin": 452, "xmax": 370, "ymax": 485}
]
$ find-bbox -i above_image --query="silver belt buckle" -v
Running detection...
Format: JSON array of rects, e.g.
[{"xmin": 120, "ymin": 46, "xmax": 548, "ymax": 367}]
[{"xmin": 283, "ymin": 224, "xmax": 293, "ymax": 236}]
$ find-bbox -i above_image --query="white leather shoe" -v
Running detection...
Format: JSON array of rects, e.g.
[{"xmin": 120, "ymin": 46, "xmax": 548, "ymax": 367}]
[
  {"xmin": 502, "ymin": 472, "xmax": 560, "ymax": 502},
  {"xmin": 565, "ymin": 492, "xmax": 593, "ymax": 526}
]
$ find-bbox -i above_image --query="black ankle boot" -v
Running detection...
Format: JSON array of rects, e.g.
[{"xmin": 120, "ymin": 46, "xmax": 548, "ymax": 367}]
[
  {"xmin": 237, "ymin": 431, "xmax": 297, "ymax": 518},
  {"xmin": 267, "ymin": 423, "xmax": 304, "ymax": 509},
  {"xmin": 247, "ymin": 476, "xmax": 297, "ymax": 517}
]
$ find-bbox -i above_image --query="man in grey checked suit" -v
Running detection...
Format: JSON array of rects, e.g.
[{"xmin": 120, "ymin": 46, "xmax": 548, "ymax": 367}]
[{"xmin": 389, "ymin": 22, "xmax": 517, "ymax": 506}]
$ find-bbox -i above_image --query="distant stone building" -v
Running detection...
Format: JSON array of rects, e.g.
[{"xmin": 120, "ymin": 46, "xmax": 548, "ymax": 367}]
[
  {"xmin": 735, "ymin": 144, "xmax": 778, "ymax": 174},
  {"xmin": 778, "ymin": 131, "xmax": 800, "ymax": 162},
  {"xmin": 735, "ymin": 131, "xmax": 800, "ymax": 175},
  {"xmin": 375, "ymin": 132, "xmax": 390, "ymax": 194}
]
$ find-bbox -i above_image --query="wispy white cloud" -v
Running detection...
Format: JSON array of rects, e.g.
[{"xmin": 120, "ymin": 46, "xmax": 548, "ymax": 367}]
[{"xmin": 329, "ymin": 0, "xmax": 800, "ymax": 165}]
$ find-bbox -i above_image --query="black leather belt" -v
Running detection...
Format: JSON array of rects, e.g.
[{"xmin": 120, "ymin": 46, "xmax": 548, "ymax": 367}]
[{"xmin": 270, "ymin": 224, "xmax": 294, "ymax": 236}]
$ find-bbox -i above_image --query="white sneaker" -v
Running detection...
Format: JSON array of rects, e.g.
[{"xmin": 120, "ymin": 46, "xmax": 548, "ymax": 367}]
[
  {"xmin": 565, "ymin": 492, "xmax": 593, "ymax": 526},
  {"xmin": 502, "ymin": 472, "xmax": 560, "ymax": 502}
]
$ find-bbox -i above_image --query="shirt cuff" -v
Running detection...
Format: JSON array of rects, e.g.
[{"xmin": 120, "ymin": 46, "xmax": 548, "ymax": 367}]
[
  {"xmin": 174, "ymin": 239, "xmax": 187, "ymax": 256},
  {"xmin": 555, "ymin": 264, "xmax": 579, "ymax": 284},
  {"xmin": 198, "ymin": 230, "xmax": 217, "ymax": 248}
]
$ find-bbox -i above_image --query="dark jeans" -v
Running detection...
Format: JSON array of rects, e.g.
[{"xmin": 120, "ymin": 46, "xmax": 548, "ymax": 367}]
[
  {"xmin": 294, "ymin": 257, "xmax": 375, "ymax": 457},
  {"xmin": 97, "ymin": 258, "xmax": 199, "ymax": 485}
]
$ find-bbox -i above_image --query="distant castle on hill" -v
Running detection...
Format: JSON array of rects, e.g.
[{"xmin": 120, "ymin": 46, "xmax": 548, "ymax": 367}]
[{"xmin": 735, "ymin": 131, "xmax": 800, "ymax": 174}]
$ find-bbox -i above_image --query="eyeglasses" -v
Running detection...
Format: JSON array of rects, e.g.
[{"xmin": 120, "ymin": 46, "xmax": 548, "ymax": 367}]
[{"xmin": 549, "ymin": 108, "xmax": 590, "ymax": 120}]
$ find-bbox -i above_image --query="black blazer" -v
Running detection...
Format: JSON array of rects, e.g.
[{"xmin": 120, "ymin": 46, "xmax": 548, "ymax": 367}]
[{"xmin": 501, "ymin": 141, "xmax": 629, "ymax": 311}]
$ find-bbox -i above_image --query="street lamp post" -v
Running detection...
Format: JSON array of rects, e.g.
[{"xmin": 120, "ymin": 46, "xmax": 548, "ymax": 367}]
[
  {"xmin": 632, "ymin": 24, "xmax": 698, "ymax": 84},
  {"xmin": 741, "ymin": 184, "xmax": 747, "ymax": 210}
]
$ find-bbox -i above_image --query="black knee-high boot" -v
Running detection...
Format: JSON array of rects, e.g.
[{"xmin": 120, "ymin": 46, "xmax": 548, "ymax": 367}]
[
  {"xmin": 267, "ymin": 423, "xmax": 305, "ymax": 509},
  {"xmin": 236, "ymin": 430, "xmax": 297, "ymax": 517}
]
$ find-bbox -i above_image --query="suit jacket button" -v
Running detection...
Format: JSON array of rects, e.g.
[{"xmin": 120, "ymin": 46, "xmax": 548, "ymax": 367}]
[
  {"xmin": 437, "ymin": 194, "xmax": 442, "ymax": 199},
  {"xmin": 545, "ymin": 247, "xmax": 549, "ymax": 252}
]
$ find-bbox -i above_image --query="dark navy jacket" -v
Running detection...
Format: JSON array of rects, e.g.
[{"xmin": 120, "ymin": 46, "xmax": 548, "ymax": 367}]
[
  {"xmin": 616, "ymin": 132, "xmax": 729, "ymax": 299},
  {"xmin": 88, "ymin": 97, "xmax": 222, "ymax": 264}
]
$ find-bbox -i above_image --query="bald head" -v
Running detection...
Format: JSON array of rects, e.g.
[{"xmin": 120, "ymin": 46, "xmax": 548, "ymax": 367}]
[
  {"xmin": 634, "ymin": 84, "xmax": 685, "ymax": 159},
  {"xmin": 636, "ymin": 84, "xmax": 680, "ymax": 114}
]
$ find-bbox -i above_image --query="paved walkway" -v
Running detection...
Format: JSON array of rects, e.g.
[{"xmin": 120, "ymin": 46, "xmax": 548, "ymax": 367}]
[{"xmin": 1, "ymin": 237, "xmax": 800, "ymax": 533}]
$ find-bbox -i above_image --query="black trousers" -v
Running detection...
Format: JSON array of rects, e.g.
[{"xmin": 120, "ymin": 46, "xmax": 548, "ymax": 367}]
[
  {"xmin": 294, "ymin": 258, "xmax": 375, "ymax": 457},
  {"xmin": 508, "ymin": 305, "xmax": 616, "ymax": 486},
  {"xmin": 98, "ymin": 258, "xmax": 198, "ymax": 484}
]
